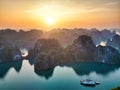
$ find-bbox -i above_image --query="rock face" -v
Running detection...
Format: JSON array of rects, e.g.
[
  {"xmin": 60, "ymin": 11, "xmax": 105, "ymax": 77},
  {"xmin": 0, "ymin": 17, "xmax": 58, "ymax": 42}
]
[
  {"xmin": 35, "ymin": 52, "xmax": 57, "ymax": 70},
  {"xmin": 95, "ymin": 45, "xmax": 120, "ymax": 64},
  {"xmin": 65, "ymin": 35, "xmax": 96, "ymax": 61},
  {"xmin": 34, "ymin": 39, "xmax": 63, "ymax": 52},
  {"xmin": 107, "ymin": 35, "xmax": 120, "ymax": 49},
  {"xmin": 28, "ymin": 39, "xmax": 63, "ymax": 59},
  {"xmin": 0, "ymin": 36, "xmax": 22, "ymax": 63},
  {"xmin": 32, "ymin": 39, "xmax": 64, "ymax": 70}
]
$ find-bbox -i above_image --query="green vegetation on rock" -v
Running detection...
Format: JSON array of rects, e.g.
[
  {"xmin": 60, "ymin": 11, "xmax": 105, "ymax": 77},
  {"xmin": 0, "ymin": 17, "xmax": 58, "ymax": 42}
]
[{"xmin": 111, "ymin": 86, "xmax": 120, "ymax": 90}]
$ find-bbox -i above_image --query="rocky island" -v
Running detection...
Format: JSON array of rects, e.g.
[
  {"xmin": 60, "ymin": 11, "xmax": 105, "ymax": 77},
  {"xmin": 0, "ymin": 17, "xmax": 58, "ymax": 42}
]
[
  {"xmin": 28, "ymin": 35, "xmax": 120, "ymax": 70},
  {"xmin": 0, "ymin": 29, "xmax": 120, "ymax": 71},
  {"xmin": 0, "ymin": 36, "xmax": 22, "ymax": 63}
]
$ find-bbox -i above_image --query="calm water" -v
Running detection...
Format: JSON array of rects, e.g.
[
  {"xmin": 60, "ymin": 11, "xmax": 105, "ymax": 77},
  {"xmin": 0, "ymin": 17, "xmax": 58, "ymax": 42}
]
[{"xmin": 0, "ymin": 60, "xmax": 120, "ymax": 90}]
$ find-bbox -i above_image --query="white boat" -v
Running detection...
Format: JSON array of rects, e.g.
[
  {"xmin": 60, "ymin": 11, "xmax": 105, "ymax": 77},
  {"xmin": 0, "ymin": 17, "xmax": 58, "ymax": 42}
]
[
  {"xmin": 80, "ymin": 79, "xmax": 100, "ymax": 86},
  {"xmin": 95, "ymin": 81, "xmax": 100, "ymax": 84}
]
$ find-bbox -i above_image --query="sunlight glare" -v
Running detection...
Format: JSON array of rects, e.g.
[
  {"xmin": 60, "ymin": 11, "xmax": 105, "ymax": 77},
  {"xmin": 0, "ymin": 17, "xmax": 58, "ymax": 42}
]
[{"xmin": 45, "ymin": 17, "xmax": 55, "ymax": 25}]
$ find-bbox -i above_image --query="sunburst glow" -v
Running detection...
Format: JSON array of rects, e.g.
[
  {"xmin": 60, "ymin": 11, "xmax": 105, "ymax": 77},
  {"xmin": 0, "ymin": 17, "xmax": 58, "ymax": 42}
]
[
  {"xmin": 45, "ymin": 17, "xmax": 55, "ymax": 25},
  {"xmin": 0, "ymin": 0, "xmax": 120, "ymax": 30}
]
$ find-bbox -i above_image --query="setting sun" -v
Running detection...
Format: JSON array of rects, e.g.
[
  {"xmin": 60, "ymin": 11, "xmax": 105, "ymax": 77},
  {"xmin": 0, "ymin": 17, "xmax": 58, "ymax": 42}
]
[{"xmin": 45, "ymin": 17, "xmax": 55, "ymax": 25}]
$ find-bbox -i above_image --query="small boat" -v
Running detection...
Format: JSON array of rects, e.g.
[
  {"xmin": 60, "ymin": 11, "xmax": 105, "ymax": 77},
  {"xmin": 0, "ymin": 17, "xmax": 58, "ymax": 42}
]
[
  {"xmin": 95, "ymin": 81, "xmax": 100, "ymax": 84},
  {"xmin": 80, "ymin": 79, "xmax": 100, "ymax": 87}
]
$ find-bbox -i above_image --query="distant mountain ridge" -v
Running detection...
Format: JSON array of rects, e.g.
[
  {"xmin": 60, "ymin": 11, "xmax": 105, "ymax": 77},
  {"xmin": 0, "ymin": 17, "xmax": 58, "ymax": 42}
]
[{"xmin": 0, "ymin": 28, "xmax": 120, "ymax": 49}]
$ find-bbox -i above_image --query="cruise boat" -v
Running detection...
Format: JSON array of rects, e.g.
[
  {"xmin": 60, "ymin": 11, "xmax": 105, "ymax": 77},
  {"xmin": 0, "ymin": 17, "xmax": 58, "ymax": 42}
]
[{"xmin": 80, "ymin": 79, "xmax": 100, "ymax": 87}]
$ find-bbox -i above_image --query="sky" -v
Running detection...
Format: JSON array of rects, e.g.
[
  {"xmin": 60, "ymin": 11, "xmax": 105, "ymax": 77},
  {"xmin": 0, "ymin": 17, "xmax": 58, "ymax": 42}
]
[{"xmin": 0, "ymin": 0, "xmax": 120, "ymax": 30}]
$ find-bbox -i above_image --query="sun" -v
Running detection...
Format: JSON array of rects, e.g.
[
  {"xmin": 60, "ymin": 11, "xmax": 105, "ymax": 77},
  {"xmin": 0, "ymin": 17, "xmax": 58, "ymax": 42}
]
[{"xmin": 45, "ymin": 17, "xmax": 55, "ymax": 25}]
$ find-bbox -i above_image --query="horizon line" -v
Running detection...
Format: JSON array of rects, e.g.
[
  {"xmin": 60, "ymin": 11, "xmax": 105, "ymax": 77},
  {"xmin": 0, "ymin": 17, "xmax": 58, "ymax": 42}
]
[{"xmin": 0, "ymin": 27, "xmax": 120, "ymax": 31}]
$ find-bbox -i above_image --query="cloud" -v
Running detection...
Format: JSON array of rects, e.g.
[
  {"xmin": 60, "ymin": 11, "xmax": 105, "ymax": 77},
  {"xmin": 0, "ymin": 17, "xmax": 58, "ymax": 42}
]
[
  {"xmin": 25, "ymin": 5, "xmax": 76, "ymax": 17},
  {"xmin": 25, "ymin": 4, "xmax": 106, "ymax": 18},
  {"xmin": 105, "ymin": 0, "xmax": 120, "ymax": 6}
]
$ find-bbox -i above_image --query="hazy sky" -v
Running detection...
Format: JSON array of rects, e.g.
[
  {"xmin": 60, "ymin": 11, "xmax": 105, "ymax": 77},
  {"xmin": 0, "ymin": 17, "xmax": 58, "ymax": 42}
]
[{"xmin": 0, "ymin": 0, "xmax": 120, "ymax": 30}]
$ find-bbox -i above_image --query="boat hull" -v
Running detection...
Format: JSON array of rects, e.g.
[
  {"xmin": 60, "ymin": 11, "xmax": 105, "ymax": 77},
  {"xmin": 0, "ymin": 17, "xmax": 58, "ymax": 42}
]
[{"xmin": 81, "ymin": 82, "xmax": 96, "ymax": 87}]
